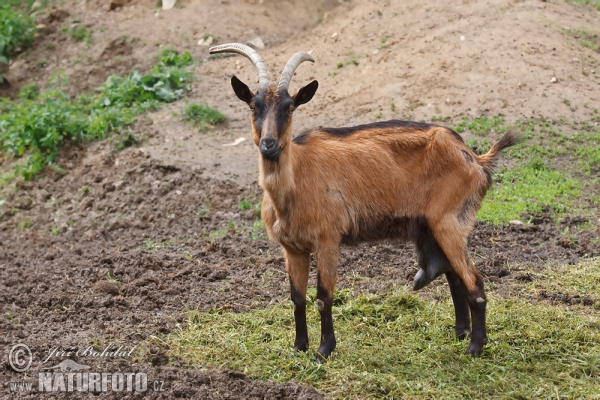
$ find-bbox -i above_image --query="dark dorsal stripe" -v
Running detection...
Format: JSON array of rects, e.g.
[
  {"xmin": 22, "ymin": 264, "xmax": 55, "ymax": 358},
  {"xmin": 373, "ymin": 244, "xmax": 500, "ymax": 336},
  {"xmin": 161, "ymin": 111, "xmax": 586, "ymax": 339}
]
[{"xmin": 293, "ymin": 120, "xmax": 464, "ymax": 145}]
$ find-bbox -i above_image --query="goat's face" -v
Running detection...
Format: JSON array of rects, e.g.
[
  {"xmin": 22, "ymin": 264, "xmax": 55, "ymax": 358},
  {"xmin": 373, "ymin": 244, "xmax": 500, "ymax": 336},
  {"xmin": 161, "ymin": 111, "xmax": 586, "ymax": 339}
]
[{"xmin": 231, "ymin": 76, "xmax": 318, "ymax": 161}]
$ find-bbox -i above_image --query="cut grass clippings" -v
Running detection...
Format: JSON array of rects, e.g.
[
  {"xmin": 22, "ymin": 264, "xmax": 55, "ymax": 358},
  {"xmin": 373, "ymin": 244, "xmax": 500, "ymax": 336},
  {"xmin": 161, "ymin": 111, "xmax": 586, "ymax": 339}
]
[{"xmin": 167, "ymin": 259, "xmax": 600, "ymax": 398}]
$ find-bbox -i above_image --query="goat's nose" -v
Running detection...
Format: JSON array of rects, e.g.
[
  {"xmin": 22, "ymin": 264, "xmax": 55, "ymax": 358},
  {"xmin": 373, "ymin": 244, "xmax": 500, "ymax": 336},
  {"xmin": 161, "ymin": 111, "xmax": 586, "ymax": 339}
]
[{"xmin": 260, "ymin": 137, "xmax": 276, "ymax": 150}]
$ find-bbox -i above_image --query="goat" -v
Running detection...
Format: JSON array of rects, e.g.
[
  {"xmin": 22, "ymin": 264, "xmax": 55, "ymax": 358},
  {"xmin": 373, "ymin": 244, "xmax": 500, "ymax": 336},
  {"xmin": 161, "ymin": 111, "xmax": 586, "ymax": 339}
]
[{"xmin": 209, "ymin": 43, "xmax": 518, "ymax": 358}]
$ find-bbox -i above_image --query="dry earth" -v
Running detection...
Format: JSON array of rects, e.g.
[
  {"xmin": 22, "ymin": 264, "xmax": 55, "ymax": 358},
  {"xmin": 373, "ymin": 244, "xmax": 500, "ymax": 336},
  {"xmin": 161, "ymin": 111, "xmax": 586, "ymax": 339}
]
[{"xmin": 1, "ymin": 0, "xmax": 599, "ymax": 398}]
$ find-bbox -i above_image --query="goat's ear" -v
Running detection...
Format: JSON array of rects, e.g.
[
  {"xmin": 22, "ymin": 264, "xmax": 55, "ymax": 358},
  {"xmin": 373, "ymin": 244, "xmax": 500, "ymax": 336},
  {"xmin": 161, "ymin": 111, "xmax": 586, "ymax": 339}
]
[
  {"xmin": 293, "ymin": 80, "xmax": 318, "ymax": 107},
  {"xmin": 231, "ymin": 75, "xmax": 254, "ymax": 104}
]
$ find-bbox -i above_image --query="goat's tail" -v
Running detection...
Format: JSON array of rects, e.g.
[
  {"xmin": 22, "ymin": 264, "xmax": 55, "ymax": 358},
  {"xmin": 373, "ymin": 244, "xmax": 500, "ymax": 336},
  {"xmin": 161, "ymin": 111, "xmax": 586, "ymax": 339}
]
[{"xmin": 477, "ymin": 130, "xmax": 520, "ymax": 182}]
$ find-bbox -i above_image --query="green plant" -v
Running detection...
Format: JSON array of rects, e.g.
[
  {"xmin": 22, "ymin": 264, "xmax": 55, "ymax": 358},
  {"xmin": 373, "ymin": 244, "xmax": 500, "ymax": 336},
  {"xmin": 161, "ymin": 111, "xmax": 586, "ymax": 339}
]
[
  {"xmin": 453, "ymin": 115, "xmax": 509, "ymax": 136},
  {"xmin": 0, "ymin": 4, "xmax": 36, "ymax": 81},
  {"xmin": 0, "ymin": 49, "xmax": 195, "ymax": 180},
  {"xmin": 182, "ymin": 102, "xmax": 226, "ymax": 131},
  {"xmin": 61, "ymin": 25, "xmax": 92, "ymax": 46}
]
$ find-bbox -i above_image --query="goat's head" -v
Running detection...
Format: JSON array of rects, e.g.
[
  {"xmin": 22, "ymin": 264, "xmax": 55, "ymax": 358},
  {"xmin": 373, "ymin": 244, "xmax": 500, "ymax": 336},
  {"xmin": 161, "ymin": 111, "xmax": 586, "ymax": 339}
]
[{"xmin": 209, "ymin": 43, "xmax": 318, "ymax": 161}]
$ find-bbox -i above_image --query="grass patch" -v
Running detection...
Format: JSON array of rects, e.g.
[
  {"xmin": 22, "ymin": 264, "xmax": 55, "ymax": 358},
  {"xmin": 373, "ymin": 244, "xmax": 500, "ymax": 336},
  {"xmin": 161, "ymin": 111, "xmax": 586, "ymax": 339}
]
[
  {"xmin": 567, "ymin": 0, "xmax": 600, "ymax": 11},
  {"xmin": 478, "ymin": 157, "xmax": 580, "ymax": 223},
  {"xmin": 60, "ymin": 25, "xmax": 92, "ymax": 46},
  {"xmin": 453, "ymin": 115, "xmax": 510, "ymax": 137},
  {"xmin": 182, "ymin": 102, "xmax": 225, "ymax": 131},
  {"xmin": 522, "ymin": 258, "xmax": 600, "ymax": 303},
  {"xmin": 167, "ymin": 263, "xmax": 600, "ymax": 398},
  {"xmin": 0, "ymin": 48, "xmax": 196, "ymax": 180}
]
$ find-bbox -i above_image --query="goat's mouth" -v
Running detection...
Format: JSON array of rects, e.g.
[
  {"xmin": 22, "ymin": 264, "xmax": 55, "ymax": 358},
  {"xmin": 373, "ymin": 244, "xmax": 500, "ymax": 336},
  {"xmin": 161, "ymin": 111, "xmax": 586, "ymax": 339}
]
[
  {"xmin": 259, "ymin": 145, "xmax": 281, "ymax": 161},
  {"xmin": 259, "ymin": 137, "xmax": 281, "ymax": 161}
]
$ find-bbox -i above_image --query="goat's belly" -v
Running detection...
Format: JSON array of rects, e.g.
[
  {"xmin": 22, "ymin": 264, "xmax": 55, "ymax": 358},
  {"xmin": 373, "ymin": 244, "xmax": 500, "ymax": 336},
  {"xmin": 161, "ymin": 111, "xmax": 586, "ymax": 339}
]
[{"xmin": 341, "ymin": 215, "xmax": 427, "ymax": 245}]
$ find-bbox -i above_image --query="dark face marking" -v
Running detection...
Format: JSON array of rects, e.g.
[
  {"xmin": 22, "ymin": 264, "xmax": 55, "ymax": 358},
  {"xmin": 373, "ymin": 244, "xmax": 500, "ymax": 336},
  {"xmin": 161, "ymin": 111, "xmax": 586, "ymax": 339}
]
[{"xmin": 230, "ymin": 77, "xmax": 318, "ymax": 161}]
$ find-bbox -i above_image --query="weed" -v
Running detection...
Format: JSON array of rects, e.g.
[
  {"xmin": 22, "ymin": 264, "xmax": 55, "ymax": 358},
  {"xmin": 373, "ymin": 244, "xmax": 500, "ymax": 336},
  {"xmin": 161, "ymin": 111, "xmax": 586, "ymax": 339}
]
[
  {"xmin": 197, "ymin": 205, "xmax": 210, "ymax": 218},
  {"xmin": 431, "ymin": 115, "xmax": 451, "ymax": 122},
  {"xmin": 61, "ymin": 25, "xmax": 92, "ymax": 46},
  {"xmin": 0, "ymin": 49, "xmax": 195, "ymax": 180},
  {"xmin": 50, "ymin": 227, "xmax": 62, "ymax": 235},
  {"xmin": 453, "ymin": 115, "xmax": 509, "ymax": 136},
  {"xmin": 239, "ymin": 198, "xmax": 253, "ymax": 211},
  {"xmin": 17, "ymin": 217, "xmax": 31, "ymax": 230},
  {"xmin": 182, "ymin": 102, "xmax": 226, "ymax": 131},
  {"xmin": 390, "ymin": 103, "xmax": 396, "ymax": 111},
  {"xmin": 113, "ymin": 130, "xmax": 141, "ymax": 152},
  {"xmin": 17, "ymin": 83, "xmax": 39, "ymax": 100},
  {"xmin": 0, "ymin": 4, "xmax": 36, "ymax": 82}
]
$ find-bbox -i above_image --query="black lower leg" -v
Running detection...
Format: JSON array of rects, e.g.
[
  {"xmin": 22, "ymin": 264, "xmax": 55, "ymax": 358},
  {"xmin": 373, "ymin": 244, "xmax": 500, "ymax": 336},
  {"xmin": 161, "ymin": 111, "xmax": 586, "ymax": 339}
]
[
  {"xmin": 290, "ymin": 283, "xmax": 308, "ymax": 351},
  {"xmin": 445, "ymin": 271, "xmax": 471, "ymax": 340},
  {"xmin": 466, "ymin": 276, "xmax": 488, "ymax": 356},
  {"xmin": 316, "ymin": 274, "xmax": 336, "ymax": 359}
]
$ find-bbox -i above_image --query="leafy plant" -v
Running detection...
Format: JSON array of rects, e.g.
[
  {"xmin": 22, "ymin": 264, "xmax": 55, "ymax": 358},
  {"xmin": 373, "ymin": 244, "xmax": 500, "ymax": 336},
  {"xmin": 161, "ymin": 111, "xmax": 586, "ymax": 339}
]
[
  {"xmin": 0, "ymin": 4, "xmax": 36, "ymax": 81},
  {"xmin": 182, "ymin": 102, "xmax": 225, "ymax": 131},
  {"xmin": 0, "ymin": 49, "xmax": 196, "ymax": 180},
  {"xmin": 61, "ymin": 25, "xmax": 92, "ymax": 46}
]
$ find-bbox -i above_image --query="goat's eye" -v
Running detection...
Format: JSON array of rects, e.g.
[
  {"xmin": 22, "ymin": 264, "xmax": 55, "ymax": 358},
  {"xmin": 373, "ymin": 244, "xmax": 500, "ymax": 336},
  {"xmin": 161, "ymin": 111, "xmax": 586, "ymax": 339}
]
[
  {"xmin": 249, "ymin": 104, "xmax": 255, "ymax": 111},
  {"xmin": 289, "ymin": 106, "xmax": 295, "ymax": 114}
]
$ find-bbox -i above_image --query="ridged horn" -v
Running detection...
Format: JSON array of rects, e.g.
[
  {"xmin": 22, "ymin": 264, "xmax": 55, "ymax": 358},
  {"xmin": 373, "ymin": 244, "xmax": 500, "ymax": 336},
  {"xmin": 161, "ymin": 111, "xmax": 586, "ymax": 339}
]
[
  {"xmin": 209, "ymin": 43, "xmax": 269, "ymax": 90},
  {"xmin": 277, "ymin": 52, "xmax": 315, "ymax": 92}
]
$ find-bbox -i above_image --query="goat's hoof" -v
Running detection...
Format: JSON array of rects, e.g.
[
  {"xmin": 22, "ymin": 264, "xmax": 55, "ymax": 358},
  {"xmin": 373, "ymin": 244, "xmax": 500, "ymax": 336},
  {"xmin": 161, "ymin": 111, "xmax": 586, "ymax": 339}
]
[
  {"xmin": 294, "ymin": 342, "xmax": 309, "ymax": 352},
  {"xmin": 315, "ymin": 346, "xmax": 335, "ymax": 361},
  {"xmin": 466, "ymin": 342, "xmax": 484, "ymax": 357},
  {"xmin": 455, "ymin": 328, "xmax": 470, "ymax": 341}
]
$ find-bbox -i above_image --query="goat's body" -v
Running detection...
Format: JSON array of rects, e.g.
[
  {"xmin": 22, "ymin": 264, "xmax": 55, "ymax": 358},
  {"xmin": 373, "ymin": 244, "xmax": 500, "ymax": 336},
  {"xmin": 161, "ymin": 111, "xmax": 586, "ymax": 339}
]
[
  {"xmin": 210, "ymin": 43, "xmax": 517, "ymax": 358},
  {"xmin": 261, "ymin": 121, "xmax": 490, "ymax": 253}
]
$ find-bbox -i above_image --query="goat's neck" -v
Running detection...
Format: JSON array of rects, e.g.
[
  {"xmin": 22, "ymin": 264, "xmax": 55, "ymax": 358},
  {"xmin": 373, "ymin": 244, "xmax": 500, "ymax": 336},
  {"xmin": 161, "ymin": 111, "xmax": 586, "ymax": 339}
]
[{"xmin": 258, "ymin": 146, "xmax": 296, "ymax": 215}]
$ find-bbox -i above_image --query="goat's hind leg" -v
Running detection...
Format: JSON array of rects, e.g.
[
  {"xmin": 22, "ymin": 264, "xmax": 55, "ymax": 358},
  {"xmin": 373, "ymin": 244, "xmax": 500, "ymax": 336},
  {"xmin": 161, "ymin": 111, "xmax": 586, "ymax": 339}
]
[
  {"xmin": 430, "ymin": 219, "xmax": 488, "ymax": 356},
  {"xmin": 413, "ymin": 229, "xmax": 471, "ymax": 340},
  {"xmin": 284, "ymin": 246, "xmax": 310, "ymax": 352}
]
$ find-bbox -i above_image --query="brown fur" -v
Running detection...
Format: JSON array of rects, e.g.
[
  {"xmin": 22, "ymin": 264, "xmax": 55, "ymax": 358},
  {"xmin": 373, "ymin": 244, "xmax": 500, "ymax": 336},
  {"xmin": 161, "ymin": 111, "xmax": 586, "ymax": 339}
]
[{"xmin": 230, "ymin": 75, "xmax": 517, "ymax": 358}]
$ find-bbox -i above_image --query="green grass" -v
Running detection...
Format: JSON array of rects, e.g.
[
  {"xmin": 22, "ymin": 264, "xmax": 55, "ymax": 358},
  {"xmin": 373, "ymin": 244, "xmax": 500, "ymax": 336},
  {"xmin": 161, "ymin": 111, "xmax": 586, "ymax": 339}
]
[
  {"xmin": 182, "ymin": 102, "xmax": 226, "ymax": 131},
  {"xmin": 478, "ymin": 157, "xmax": 580, "ymax": 223},
  {"xmin": 450, "ymin": 116, "xmax": 600, "ymax": 223},
  {"xmin": 453, "ymin": 115, "xmax": 510, "ymax": 137},
  {"xmin": 567, "ymin": 0, "xmax": 600, "ymax": 11},
  {"xmin": 0, "ymin": 4, "xmax": 36, "ymax": 81},
  {"xmin": 60, "ymin": 25, "xmax": 92, "ymax": 46},
  {"xmin": 0, "ymin": 48, "xmax": 195, "ymax": 180},
  {"xmin": 167, "ymin": 258, "xmax": 600, "ymax": 399}
]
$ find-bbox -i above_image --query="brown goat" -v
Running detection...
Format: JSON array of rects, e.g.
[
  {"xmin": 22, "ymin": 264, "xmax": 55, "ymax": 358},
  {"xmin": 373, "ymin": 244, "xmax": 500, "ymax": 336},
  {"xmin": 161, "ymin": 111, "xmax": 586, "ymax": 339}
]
[{"xmin": 209, "ymin": 43, "xmax": 518, "ymax": 358}]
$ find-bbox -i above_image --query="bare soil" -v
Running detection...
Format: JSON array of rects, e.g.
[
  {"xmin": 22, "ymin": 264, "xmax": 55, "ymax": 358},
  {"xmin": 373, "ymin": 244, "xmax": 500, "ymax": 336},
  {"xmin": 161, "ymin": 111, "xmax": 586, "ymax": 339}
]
[{"xmin": 1, "ymin": 0, "xmax": 600, "ymax": 398}]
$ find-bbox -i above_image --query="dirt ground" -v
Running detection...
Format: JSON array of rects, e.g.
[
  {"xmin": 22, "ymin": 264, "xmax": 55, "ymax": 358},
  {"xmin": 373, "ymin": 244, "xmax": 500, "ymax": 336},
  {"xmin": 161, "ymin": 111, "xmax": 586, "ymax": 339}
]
[{"xmin": 1, "ymin": 0, "xmax": 600, "ymax": 398}]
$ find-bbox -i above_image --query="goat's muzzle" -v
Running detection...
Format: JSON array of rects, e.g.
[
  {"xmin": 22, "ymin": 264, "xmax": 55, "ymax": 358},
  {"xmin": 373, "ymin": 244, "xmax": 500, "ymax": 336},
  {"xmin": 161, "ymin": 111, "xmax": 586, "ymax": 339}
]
[{"xmin": 259, "ymin": 136, "xmax": 281, "ymax": 161}]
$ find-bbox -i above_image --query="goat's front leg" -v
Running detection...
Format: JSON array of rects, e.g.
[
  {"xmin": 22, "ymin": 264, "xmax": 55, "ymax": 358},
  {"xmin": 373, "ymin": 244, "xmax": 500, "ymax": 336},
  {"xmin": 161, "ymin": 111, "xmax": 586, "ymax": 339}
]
[
  {"xmin": 284, "ymin": 245, "xmax": 310, "ymax": 351},
  {"xmin": 315, "ymin": 243, "xmax": 339, "ymax": 359}
]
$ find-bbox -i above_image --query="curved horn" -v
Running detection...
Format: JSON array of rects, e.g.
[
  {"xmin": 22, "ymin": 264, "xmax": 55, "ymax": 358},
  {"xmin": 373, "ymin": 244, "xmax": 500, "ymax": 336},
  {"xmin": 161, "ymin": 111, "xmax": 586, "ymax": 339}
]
[
  {"xmin": 209, "ymin": 43, "xmax": 269, "ymax": 90},
  {"xmin": 277, "ymin": 52, "xmax": 315, "ymax": 92}
]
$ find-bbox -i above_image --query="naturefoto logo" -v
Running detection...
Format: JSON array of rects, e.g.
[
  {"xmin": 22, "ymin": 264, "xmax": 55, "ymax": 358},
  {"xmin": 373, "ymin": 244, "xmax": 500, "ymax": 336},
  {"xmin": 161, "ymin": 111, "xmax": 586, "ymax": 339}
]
[{"xmin": 7, "ymin": 343, "xmax": 164, "ymax": 394}]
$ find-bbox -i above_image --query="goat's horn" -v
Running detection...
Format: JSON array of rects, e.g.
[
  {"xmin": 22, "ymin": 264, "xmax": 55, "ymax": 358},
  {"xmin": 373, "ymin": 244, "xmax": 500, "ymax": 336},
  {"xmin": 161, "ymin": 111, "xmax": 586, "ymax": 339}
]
[
  {"xmin": 277, "ymin": 52, "xmax": 315, "ymax": 92},
  {"xmin": 209, "ymin": 43, "xmax": 269, "ymax": 90}
]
